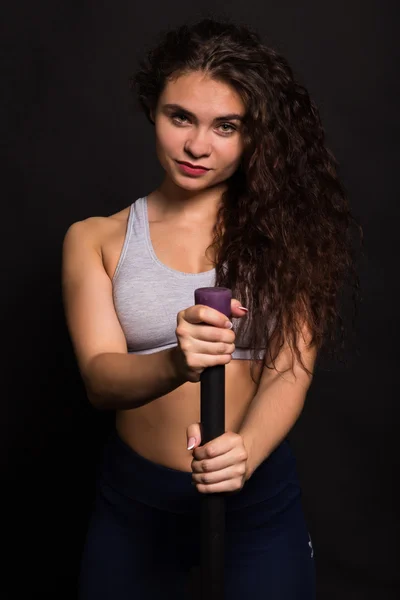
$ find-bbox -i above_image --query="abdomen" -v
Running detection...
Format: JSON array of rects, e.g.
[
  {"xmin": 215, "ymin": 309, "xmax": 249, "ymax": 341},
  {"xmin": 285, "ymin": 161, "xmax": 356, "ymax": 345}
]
[{"xmin": 116, "ymin": 359, "xmax": 261, "ymax": 471}]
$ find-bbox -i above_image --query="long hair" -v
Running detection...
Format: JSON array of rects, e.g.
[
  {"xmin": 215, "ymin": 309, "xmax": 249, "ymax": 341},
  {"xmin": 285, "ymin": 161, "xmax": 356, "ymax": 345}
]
[{"xmin": 131, "ymin": 17, "xmax": 363, "ymax": 382}]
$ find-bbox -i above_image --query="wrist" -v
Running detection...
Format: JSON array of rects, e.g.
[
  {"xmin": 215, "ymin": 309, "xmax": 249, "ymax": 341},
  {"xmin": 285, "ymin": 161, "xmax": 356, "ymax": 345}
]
[
  {"xmin": 169, "ymin": 346, "xmax": 189, "ymax": 386},
  {"xmin": 240, "ymin": 429, "xmax": 255, "ymax": 481}
]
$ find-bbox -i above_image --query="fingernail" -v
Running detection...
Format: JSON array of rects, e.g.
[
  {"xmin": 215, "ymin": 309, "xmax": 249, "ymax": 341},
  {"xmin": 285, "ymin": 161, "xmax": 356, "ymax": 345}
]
[
  {"xmin": 225, "ymin": 321, "xmax": 233, "ymax": 329},
  {"xmin": 238, "ymin": 306, "xmax": 248, "ymax": 312},
  {"xmin": 187, "ymin": 437, "xmax": 196, "ymax": 450}
]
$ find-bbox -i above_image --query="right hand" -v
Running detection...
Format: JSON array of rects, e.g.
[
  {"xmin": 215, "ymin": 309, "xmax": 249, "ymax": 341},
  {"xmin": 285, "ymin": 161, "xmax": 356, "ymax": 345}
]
[{"xmin": 174, "ymin": 300, "xmax": 248, "ymax": 383}]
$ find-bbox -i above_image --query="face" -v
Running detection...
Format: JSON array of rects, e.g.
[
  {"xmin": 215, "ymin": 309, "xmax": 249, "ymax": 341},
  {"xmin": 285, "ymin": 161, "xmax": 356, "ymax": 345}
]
[{"xmin": 152, "ymin": 71, "xmax": 245, "ymax": 192}]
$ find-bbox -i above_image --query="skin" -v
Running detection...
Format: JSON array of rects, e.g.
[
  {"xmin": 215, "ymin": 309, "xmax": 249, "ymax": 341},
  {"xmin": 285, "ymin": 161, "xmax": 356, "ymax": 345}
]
[
  {"xmin": 62, "ymin": 71, "xmax": 316, "ymax": 495},
  {"xmin": 138, "ymin": 71, "xmax": 252, "ymax": 490},
  {"xmin": 151, "ymin": 71, "xmax": 245, "ymax": 214}
]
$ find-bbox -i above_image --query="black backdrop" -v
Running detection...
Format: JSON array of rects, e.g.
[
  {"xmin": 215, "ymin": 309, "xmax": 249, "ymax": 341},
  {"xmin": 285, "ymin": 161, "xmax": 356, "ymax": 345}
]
[{"xmin": 2, "ymin": 1, "xmax": 399, "ymax": 598}]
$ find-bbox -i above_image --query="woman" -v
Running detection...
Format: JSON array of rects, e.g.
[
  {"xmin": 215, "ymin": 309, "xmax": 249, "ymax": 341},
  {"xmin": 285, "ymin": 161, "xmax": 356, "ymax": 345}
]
[{"xmin": 62, "ymin": 17, "xmax": 361, "ymax": 600}]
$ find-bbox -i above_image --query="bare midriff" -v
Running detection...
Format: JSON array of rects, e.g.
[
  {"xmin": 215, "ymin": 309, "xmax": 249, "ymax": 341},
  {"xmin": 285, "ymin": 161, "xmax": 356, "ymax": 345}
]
[{"xmin": 100, "ymin": 198, "xmax": 262, "ymax": 473}]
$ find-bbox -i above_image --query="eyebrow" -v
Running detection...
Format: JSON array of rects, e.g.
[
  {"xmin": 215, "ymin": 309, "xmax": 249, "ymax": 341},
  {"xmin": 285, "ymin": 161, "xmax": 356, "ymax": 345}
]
[{"xmin": 162, "ymin": 103, "xmax": 244, "ymax": 122}]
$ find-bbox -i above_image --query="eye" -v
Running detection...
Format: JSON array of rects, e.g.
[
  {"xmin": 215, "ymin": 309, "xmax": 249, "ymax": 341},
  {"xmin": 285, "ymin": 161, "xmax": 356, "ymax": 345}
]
[
  {"xmin": 171, "ymin": 113, "xmax": 190, "ymax": 125},
  {"xmin": 218, "ymin": 123, "xmax": 236, "ymax": 134},
  {"xmin": 170, "ymin": 113, "xmax": 237, "ymax": 135}
]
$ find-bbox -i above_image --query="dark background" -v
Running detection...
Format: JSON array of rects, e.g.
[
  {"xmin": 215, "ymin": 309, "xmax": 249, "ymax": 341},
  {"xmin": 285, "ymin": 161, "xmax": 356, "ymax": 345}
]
[{"xmin": 2, "ymin": 1, "xmax": 398, "ymax": 598}]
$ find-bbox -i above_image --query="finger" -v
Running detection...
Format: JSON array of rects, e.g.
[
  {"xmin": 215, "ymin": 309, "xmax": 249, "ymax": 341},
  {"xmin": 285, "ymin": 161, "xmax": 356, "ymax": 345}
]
[
  {"xmin": 193, "ymin": 461, "xmax": 246, "ymax": 484},
  {"xmin": 194, "ymin": 480, "xmax": 244, "ymax": 494},
  {"xmin": 185, "ymin": 352, "xmax": 233, "ymax": 370},
  {"xmin": 185, "ymin": 323, "xmax": 236, "ymax": 344},
  {"xmin": 186, "ymin": 423, "xmax": 201, "ymax": 450},
  {"xmin": 181, "ymin": 305, "xmax": 232, "ymax": 328},
  {"xmin": 230, "ymin": 299, "xmax": 248, "ymax": 318},
  {"xmin": 183, "ymin": 339, "xmax": 236, "ymax": 357},
  {"xmin": 192, "ymin": 463, "xmax": 245, "ymax": 485},
  {"xmin": 191, "ymin": 451, "xmax": 240, "ymax": 474},
  {"xmin": 193, "ymin": 474, "xmax": 246, "ymax": 494},
  {"xmin": 193, "ymin": 432, "xmax": 239, "ymax": 461}
]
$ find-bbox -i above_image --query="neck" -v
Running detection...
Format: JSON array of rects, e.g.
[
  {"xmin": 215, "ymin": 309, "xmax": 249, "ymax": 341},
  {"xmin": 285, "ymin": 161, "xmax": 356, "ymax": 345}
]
[{"xmin": 154, "ymin": 177, "xmax": 226, "ymax": 223}]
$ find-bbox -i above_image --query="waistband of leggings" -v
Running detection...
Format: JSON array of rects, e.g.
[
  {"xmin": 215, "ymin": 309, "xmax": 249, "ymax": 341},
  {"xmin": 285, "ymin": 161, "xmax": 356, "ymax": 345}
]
[{"xmin": 98, "ymin": 429, "xmax": 299, "ymax": 514}]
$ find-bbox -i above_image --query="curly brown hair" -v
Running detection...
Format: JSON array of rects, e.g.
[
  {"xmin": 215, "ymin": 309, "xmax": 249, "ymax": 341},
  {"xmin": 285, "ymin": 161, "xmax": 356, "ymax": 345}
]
[{"xmin": 131, "ymin": 17, "xmax": 363, "ymax": 382}]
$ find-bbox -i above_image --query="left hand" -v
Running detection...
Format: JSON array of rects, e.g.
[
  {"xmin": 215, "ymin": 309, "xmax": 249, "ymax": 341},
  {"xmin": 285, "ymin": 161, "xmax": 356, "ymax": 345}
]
[{"xmin": 187, "ymin": 423, "xmax": 249, "ymax": 494}]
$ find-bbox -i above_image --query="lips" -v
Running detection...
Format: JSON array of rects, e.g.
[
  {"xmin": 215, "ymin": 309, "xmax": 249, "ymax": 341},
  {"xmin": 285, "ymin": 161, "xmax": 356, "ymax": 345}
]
[{"xmin": 177, "ymin": 161, "xmax": 210, "ymax": 170}]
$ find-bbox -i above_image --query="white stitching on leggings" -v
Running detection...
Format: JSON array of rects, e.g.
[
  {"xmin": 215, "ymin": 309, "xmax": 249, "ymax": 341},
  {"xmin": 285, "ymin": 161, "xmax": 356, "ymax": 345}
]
[{"xmin": 308, "ymin": 532, "xmax": 314, "ymax": 558}]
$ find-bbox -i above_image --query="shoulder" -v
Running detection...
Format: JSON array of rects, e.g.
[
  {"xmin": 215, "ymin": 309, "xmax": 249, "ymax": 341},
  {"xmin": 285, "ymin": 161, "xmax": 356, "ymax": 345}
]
[{"xmin": 63, "ymin": 206, "xmax": 131, "ymax": 254}]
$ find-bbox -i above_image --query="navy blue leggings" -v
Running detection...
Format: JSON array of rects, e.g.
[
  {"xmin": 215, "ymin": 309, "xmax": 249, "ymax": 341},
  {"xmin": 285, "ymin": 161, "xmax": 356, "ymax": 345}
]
[{"xmin": 79, "ymin": 431, "xmax": 315, "ymax": 599}]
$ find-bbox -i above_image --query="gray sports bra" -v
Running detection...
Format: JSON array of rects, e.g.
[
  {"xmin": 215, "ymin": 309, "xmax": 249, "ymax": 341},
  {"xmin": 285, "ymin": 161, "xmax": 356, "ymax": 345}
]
[{"xmin": 112, "ymin": 196, "xmax": 258, "ymax": 360}]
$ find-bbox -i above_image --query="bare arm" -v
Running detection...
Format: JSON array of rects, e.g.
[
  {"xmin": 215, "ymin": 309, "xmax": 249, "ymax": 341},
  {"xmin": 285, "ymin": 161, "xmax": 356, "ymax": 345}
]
[
  {"xmin": 239, "ymin": 322, "xmax": 317, "ymax": 479},
  {"xmin": 62, "ymin": 219, "xmax": 187, "ymax": 410}
]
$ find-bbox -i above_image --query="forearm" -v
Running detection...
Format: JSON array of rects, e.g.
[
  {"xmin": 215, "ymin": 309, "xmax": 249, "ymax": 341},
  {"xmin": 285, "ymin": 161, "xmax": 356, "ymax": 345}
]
[
  {"xmin": 239, "ymin": 373, "xmax": 311, "ymax": 480},
  {"xmin": 84, "ymin": 347, "xmax": 187, "ymax": 410}
]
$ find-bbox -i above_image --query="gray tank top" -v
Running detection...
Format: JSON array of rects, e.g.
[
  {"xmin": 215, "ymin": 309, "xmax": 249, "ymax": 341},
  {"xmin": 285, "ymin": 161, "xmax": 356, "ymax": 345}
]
[{"xmin": 112, "ymin": 196, "xmax": 255, "ymax": 360}]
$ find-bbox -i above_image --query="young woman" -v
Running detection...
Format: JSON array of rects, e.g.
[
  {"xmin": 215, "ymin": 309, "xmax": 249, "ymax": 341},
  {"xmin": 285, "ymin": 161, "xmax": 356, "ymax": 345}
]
[{"xmin": 62, "ymin": 17, "xmax": 361, "ymax": 600}]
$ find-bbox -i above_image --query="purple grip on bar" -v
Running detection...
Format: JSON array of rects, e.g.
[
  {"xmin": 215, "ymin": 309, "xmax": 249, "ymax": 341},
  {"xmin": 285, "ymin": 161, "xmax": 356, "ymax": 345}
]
[{"xmin": 194, "ymin": 287, "xmax": 232, "ymax": 318}]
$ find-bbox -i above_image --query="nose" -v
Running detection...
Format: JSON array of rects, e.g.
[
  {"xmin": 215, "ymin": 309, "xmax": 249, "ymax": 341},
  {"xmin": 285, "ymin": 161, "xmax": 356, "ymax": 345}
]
[{"xmin": 184, "ymin": 128, "xmax": 212, "ymax": 159}]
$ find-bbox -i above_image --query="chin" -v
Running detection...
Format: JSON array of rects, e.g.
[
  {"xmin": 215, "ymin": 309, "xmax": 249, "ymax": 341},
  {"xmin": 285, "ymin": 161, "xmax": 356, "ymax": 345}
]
[
  {"xmin": 175, "ymin": 182, "xmax": 210, "ymax": 194},
  {"xmin": 169, "ymin": 171, "xmax": 213, "ymax": 189}
]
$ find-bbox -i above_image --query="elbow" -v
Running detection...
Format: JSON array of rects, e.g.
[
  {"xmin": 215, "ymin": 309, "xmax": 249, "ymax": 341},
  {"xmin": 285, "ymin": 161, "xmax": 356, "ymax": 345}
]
[
  {"xmin": 83, "ymin": 371, "xmax": 144, "ymax": 411},
  {"xmin": 83, "ymin": 373, "xmax": 115, "ymax": 411},
  {"xmin": 85, "ymin": 383, "xmax": 114, "ymax": 411},
  {"xmin": 82, "ymin": 358, "xmax": 115, "ymax": 411},
  {"xmin": 292, "ymin": 359, "xmax": 315, "ymax": 391}
]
